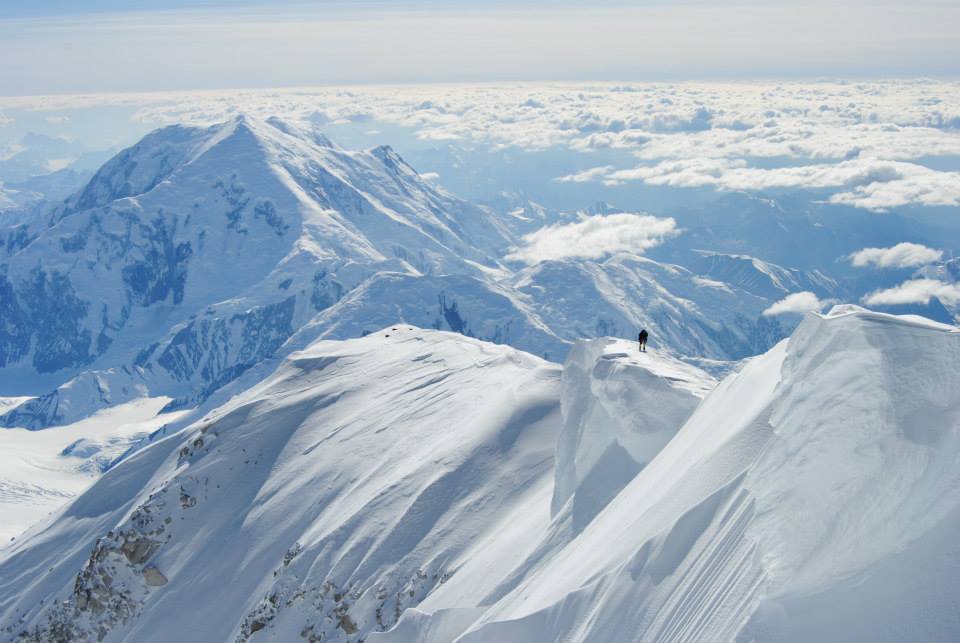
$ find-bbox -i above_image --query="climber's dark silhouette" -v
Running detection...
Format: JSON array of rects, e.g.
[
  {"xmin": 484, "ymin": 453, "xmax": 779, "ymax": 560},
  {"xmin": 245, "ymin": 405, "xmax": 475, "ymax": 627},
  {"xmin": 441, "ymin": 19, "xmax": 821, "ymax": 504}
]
[{"xmin": 638, "ymin": 329, "xmax": 649, "ymax": 352}]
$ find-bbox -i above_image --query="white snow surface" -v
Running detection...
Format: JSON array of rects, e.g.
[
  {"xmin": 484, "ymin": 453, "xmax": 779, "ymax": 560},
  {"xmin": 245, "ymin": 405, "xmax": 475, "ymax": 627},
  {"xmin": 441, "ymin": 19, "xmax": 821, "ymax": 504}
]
[
  {"xmin": 0, "ymin": 398, "xmax": 185, "ymax": 546},
  {"xmin": 553, "ymin": 338, "xmax": 715, "ymax": 530},
  {"xmin": 373, "ymin": 306, "xmax": 960, "ymax": 643},
  {"xmin": 0, "ymin": 327, "xmax": 562, "ymax": 642},
  {"xmin": 3, "ymin": 308, "xmax": 960, "ymax": 642}
]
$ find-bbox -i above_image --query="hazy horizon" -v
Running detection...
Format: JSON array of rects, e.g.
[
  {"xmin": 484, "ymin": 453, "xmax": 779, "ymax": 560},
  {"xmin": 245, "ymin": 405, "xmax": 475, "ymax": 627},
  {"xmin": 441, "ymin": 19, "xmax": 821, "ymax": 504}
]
[{"xmin": 3, "ymin": 0, "xmax": 959, "ymax": 96}]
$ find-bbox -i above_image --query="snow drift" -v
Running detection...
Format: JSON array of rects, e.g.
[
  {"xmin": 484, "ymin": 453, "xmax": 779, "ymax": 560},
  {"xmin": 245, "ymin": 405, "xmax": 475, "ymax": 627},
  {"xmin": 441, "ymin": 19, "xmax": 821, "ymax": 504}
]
[
  {"xmin": 3, "ymin": 294, "xmax": 959, "ymax": 640},
  {"xmin": 553, "ymin": 338, "xmax": 715, "ymax": 531},
  {"xmin": 0, "ymin": 328, "xmax": 561, "ymax": 642},
  {"xmin": 374, "ymin": 306, "xmax": 960, "ymax": 643}
]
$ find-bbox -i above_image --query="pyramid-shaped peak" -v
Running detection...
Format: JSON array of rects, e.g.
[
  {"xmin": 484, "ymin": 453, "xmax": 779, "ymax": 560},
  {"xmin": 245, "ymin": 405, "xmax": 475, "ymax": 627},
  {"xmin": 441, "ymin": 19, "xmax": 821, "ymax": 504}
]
[
  {"xmin": 369, "ymin": 143, "xmax": 418, "ymax": 176},
  {"xmin": 263, "ymin": 116, "xmax": 339, "ymax": 149}
]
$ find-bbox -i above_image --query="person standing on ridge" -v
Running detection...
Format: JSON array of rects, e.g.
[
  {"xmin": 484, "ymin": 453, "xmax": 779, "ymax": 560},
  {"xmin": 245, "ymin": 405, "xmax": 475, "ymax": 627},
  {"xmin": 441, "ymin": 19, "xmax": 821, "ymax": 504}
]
[{"xmin": 638, "ymin": 329, "xmax": 649, "ymax": 352}]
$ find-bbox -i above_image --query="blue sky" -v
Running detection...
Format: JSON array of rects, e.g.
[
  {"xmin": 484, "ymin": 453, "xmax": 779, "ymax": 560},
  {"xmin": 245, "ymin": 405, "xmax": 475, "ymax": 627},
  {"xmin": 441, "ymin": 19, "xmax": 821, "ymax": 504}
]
[{"xmin": 2, "ymin": 1, "xmax": 958, "ymax": 95}]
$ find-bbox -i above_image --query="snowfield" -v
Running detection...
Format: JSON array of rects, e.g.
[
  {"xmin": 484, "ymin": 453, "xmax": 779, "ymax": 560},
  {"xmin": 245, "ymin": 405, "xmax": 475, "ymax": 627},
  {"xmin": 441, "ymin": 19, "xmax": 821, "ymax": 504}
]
[
  {"xmin": 1, "ymin": 306, "xmax": 959, "ymax": 642},
  {"xmin": 0, "ymin": 327, "xmax": 563, "ymax": 642},
  {"xmin": 377, "ymin": 306, "xmax": 960, "ymax": 643}
]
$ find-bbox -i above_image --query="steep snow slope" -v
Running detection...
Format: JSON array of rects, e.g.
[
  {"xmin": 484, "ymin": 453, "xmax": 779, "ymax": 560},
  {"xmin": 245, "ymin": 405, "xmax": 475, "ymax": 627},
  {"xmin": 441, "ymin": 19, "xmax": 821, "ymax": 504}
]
[
  {"xmin": 367, "ymin": 340, "xmax": 716, "ymax": 643},
  {"xmin": 553, "ymin": 339, "xmax": 715, "ymax": 531},
  {"xmin": 0, "ymin": 328, "xmax": 561, "ymax": 643},
  {"xmin": 376, "ymin": 306, "xmax": 960, "ymax": 643}
]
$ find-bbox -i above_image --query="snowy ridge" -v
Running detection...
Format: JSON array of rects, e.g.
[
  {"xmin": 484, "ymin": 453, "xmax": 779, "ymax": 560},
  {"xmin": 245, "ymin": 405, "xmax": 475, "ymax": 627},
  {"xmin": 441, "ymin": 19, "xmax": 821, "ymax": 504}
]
[
  {"xmin": 3, "ymin": 307, "xmax": 959, "ymax": 642},
  {"xmin": 553, "ymin": 338, "xmax": 715, "ymax": 529},
  {"xmin": 374, "ymin": 306, "xmax": 960, "ymax": 643},
  {"xmin": 0, "ymin": 328, "xmax": 562, "ymax": 642}
]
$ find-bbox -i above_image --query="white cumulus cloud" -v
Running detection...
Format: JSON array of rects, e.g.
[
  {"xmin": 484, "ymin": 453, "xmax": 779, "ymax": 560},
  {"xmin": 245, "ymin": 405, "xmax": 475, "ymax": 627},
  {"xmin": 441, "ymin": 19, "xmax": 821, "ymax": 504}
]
[
  {"xmin": 593, "ymin": 158, "xmax": 960, "ymax": 211},
  {"xmin": 4, "ymin": 80, "xmax": 960, "ymax": 212},
  {"xmin": 762, "ymin": 291, "xmax": 824, "ymax": 316},
  {"xmin": 862, "ymin": 279, "xmax": 960, "ymax": 306},
  {"xmin": 555, "ymin": 165, "xmax": 615, "ymax": 183},
  {"xmin": 848, "ymin": 242, "xmax": 943, "ymax": 269},
  {"xmin": 505, "ymin": 213, "xmax": 679, "ymax": 265}
]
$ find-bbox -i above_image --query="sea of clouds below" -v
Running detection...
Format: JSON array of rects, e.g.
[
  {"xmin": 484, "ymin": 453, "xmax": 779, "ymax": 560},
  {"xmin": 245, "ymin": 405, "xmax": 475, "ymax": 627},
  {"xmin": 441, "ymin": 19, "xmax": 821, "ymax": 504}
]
[
  {"xmin": 1, "ymin": 80, "xmax": 959, "ymax": 212},
  {"xmin": 1, "ymin": 80, "xmax": 960, "ymax": 311}
]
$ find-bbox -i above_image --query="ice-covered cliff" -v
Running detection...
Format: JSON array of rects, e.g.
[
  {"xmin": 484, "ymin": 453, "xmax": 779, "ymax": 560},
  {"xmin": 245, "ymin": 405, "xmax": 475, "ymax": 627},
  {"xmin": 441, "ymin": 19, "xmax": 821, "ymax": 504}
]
[
  {"xmin": 374, "ymin": 306, "xmax": 960, "ymax": 643},
  {"xmin": 553, "ymin": 338, "xmax": 715, "ymax": 531}
]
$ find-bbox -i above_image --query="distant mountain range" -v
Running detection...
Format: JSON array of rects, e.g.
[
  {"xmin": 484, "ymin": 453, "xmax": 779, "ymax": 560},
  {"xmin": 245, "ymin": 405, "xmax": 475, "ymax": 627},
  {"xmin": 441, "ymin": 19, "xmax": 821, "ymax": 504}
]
[{"xmin": 0, "ymin": 116, "xmax": 830, "ymax": 429}]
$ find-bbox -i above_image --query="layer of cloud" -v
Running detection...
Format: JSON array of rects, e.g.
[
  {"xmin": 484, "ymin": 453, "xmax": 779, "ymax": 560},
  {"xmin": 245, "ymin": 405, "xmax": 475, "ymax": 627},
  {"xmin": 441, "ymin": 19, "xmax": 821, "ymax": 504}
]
[
  {"xmin": 586, "ymin": 157, "xmax": 960, "ymax": 210},
  {"xmin": 848, "ymin": 242, "xmax": 943, "ymax": 269},
  {"xmin": 505, "ymin": 213, "xmax": 678, "ymax": 264},
  {"xmin": 862, "ymin": 279, "xmax": 960, "ymax": 306},
  {"xmin": 2, "ymin": 80, "xmax": 960, "ymax": 211},
  {"xmin": 4, "ymin": 81, "xmax": 960, "ymax": 163},
  {"xmin": 556, "ymin": 165, "xmax": 615, "ymax": 183},
  {"xmin": 762, "ymin": 291, "xmax": 824, "ymax": 316}
]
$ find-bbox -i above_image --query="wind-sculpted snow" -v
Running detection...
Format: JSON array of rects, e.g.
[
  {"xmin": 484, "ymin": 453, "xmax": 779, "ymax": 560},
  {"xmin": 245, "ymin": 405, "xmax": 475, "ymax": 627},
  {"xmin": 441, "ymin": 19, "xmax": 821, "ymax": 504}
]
[
  {"xmin": 373, "ymin": 306, "xmax": 960, "ymax": 643},
  {"xmin": 553, "ymin": 339, "xmax": 715, "ymax": 532},
  {"xmin": 3, "ymin": 309, "xmax": 959, "ymax": 642},
  {"xmin": 0, "ymin": 328, "xmax": 561, "ymax": 643}
]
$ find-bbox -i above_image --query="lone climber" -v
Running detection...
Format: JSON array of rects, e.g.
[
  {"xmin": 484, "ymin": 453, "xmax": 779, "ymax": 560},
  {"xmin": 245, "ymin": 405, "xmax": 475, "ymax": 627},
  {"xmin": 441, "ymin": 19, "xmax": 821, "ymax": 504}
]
[{"xmin": 638, "ymin": 329, "xmax": 649, "ymax": 352}]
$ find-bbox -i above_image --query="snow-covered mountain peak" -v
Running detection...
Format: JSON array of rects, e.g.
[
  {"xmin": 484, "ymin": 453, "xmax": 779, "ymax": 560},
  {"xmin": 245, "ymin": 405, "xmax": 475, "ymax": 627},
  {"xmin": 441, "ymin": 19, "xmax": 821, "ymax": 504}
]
[
  {"xmin": 0, "ymin": 116, "xmax": 518, "ymax": 405},
  {"xmin": 3, "ymin": 309, "xmax": 959, "ymax": 642},
  {"xmin": 416, "ymin": 307, "xmax": 960, "ymax": 643},
  {"xmin": 0, "ymin": 326, "xmax": 562, "ymax": 643}
]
